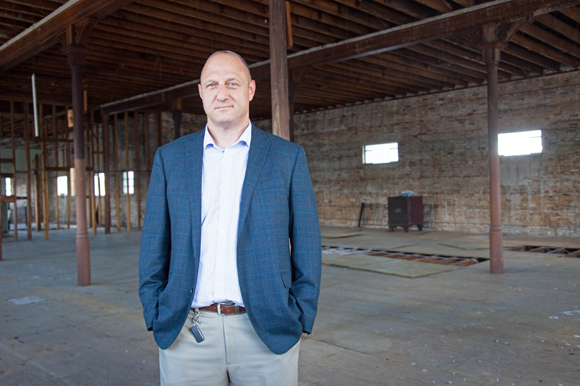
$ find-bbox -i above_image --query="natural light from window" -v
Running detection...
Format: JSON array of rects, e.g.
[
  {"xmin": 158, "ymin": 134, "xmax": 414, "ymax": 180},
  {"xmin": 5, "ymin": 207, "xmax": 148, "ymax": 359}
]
[
  {"xmin": 363, "ymin": 142, "xmax": 399, "ymax": 164},
  {"xmin": 498, "ymin": 130, "xmax": 542, "ymax": 156},
  {"xmin": 123, "ymin": 171, "xmax": 134, "ymax": 195},
  {"xmin": 94, "ymin": 173, "xmax": 105, "ymax": 196},
  {"xmin": 4, "ymin": 178, "xmax": 13, "ymax": 196},
  {"xmin": 57, "ymin": 176, "xmax": 68, "ymax": 196}
]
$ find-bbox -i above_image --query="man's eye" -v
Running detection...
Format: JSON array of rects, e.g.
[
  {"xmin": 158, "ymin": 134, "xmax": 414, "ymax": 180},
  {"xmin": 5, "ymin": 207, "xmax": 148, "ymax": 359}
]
[
  {"xmin": 207, "ymin": 83, "xmax": 216, "ymax": 88},
  {"xmin": 228, "ymin": 82, "xmax": 238, "ymax": 87}
]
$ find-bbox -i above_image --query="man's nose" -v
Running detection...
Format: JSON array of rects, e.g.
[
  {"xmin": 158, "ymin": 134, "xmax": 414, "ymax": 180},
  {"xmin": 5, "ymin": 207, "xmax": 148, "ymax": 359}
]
[{"xmin": 216, "ymin": 84, "xmax": 229, "ymax": 101}]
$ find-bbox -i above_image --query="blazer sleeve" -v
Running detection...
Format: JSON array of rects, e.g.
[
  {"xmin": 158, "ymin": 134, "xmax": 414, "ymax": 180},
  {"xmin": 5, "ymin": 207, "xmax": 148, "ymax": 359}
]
[
  {"xmin": 288, "ymin": 146, "xmax": 322, "ymax": 334},
  {"xmin": 139, "ymin": 149, "xmax": 171, "ymax": 331}
]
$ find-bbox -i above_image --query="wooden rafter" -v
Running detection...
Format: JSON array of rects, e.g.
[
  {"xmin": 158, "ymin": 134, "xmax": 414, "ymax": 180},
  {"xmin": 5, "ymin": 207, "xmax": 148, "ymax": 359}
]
[{"xmin": 0, "ymin": 0, "xmax": 134, "ymax": 72}]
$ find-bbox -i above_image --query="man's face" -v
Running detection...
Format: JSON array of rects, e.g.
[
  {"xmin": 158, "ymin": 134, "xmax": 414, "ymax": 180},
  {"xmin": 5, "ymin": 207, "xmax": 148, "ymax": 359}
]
[{"xmin": 198, "ymin": 53, "xmax": 255, "ymax": 130}]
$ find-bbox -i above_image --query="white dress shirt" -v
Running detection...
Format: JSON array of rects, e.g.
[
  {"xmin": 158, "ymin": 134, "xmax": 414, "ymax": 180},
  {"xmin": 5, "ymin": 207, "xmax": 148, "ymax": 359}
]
[{"xmin": 191, "ymin": 122, "xmax": 252, "ymax": 308}]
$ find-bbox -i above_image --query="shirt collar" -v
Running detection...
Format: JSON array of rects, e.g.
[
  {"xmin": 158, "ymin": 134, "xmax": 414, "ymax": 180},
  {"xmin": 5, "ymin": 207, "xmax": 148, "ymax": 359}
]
[{"xmin": 203, "ymin": 120, "xmax": 252, "ymax": 150}]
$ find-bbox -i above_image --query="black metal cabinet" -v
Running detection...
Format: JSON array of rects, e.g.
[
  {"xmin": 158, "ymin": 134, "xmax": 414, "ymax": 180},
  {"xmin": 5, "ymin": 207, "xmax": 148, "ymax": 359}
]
[{"xmin": 388, "ymin": 196, "xmax": 424, "ymax": 232}]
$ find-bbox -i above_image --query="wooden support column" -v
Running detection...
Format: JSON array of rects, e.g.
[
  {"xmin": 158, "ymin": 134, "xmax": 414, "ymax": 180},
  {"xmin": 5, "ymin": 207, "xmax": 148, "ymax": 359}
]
[
  {"xmin": 102, "ymin": 113, "xmax": 111, "ymax": 234},
  {"xmin": 89, "ymin": 109, "xmax": 96, "ymax": 235},
  {"xmin": 113, "ymin": 115, "xmax": 120, "ymax": 233},
  {"xmin": 171, "ymin": 99, "xmax": 183, "ymax": 140},
  {"xmin": 156, "ymin": 111, "xmax": 162, "ymax": 149},
  {"xmin": 144, "ymin": 112, "xmax": 151, "ymax": 190},
  {"xmin": 124, "ymin": 112, "xmax": 131, "ymax": 232},
  {"xmin": 483, "ymin": 43, "xmax": 504, "ymax": 274},
  {"xmin": 34, "ymin": 155, "xmax": 41, "ymax": 232},
  {"xmin": 24, "ymin": 103, "xmax": 32, "ymax": 240},
  {"xmin": 95, "ymin": 110, "xmax": 103, "ymax": 227},
  {"xmin": 269, "ymin": 0, "xmax": 290, "ymax": 140},
  {"xmin": 66, "ymin": 108, "xmax": 72, "ymax": 229},
  {"xmin": 62, "ymin": 41, "xmax": 91, "ymax": 286},
  {"xmin": 477, "ymin": 22, "xmax": 516, "ymax": 275},
  {"xmin": 41, "ymin": 106, "xmax": 49, "ymax": 239},
  {"xmin": 134, "ymin": 112, "xmax": 142, "ymax": 229},
  {"xmin": 53, "ymin": 104, "xmax": 60, "ymax": 230},
  {"xmin": 10, "ymin": 100, "xmax": 18, "ymax": 241}
]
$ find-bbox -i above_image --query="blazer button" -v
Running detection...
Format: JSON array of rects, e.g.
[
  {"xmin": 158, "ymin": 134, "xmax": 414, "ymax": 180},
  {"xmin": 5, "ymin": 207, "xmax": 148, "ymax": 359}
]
[{"xmin": 190, "ymin": 289, "xmax": 193, "ymax": 294}]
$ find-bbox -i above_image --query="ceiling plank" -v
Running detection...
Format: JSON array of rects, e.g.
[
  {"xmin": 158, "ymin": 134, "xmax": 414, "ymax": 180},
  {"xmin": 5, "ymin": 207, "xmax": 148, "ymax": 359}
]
[{"xmin": 0, "ymin": 0, "xmax": 135, "ymax": 72}]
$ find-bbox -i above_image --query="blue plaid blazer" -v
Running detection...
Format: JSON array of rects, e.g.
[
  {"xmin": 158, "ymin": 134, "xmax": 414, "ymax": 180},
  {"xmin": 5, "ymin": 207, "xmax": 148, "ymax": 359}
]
[{"xmin": 139, "ymin": 125, "xmax": 321, "ymax": 355}]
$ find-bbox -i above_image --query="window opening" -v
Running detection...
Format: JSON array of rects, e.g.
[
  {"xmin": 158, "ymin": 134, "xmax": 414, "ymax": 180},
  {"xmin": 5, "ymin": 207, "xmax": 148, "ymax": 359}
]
[
  {"xmin": 57, "ymin": 176, "xmax": 68, "ymax": 196},
  {"xmin": 363, "ymin": 142, "xmax": 399, "ymax": 164},
  {"xmin": 94, "ymin": 173, "xmax": 105, "ymax": 196},
  {"xmin": 123, "ymin": 171, "xmax": 134, "ymax": 195},
  {"xmin": 498, "ymin": 130, "xmax": 542, "ymax": 156},
  {"xmin": 4, "ymin": 178, "xmax": 13, "ymax": 196}
]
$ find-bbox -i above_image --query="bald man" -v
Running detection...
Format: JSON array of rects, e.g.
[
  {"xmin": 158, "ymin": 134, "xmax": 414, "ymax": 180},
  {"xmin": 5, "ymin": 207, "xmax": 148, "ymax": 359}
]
[{"xmin": 139, "ymin": 51, "xmax": 322, "ymax": 386}]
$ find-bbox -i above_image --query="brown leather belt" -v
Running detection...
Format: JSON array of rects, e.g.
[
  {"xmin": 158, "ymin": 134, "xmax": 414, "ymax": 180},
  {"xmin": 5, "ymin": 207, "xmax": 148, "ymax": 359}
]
[{"xmin": 199, "ymin": 302, "xmax": 246, "ymax": 315}]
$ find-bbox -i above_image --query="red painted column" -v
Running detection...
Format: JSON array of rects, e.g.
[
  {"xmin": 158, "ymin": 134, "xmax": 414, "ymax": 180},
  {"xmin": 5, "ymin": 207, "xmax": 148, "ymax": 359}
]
[
  {"xmin": 483, "ymin": 45, "xmax": 504, "ymax": 274},
  {"xmin": 63, "ymin": 44, "xmax": 91, "ymax": 286}
]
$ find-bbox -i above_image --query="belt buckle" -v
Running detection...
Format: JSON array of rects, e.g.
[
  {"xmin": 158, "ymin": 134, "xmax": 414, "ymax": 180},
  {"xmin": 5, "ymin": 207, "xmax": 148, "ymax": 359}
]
[{"xmin": 217, "ymin": 301, "xmax": 234, "ymax": 315}]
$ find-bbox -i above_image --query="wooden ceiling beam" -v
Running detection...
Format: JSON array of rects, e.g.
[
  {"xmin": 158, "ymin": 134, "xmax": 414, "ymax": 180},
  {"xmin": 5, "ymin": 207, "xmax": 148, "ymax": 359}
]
[
  {"xmin": 328, "ymin": 62, "xmax": 431, "ymax": 92},
  {"xmin": 95, "ymin": 21, "xmax": 269, "ymax": 62},
  {"xmin": 309, "ymin": 73, "xmax": 402, "ymax": 96},
  {"xmin": 124, "ymin": 4, "xmax": 266, "ymax": 44},
  {"xmin": 362, "ymin": 54, "xmax": 465, "ymax": 87},
  {"xmin": 402, "ymin": 46, "xmax": 490, "ymax": 77},
  {"xmin": 0, "ymin": 0, "xmax": 53, "ymax": 17},
  {"xmin": 0, "ymin": 0, "xmax": 135, "ymax": 72},
  {"xmin": 414, "ymin": 0, "xmax": 455, "ymax": 13},
  {"xmin": 137, "ymin": 0, "xmax": 269, "ymax": 35},
  {"xmin": 449, "ymin": 0, "xmax": 476, "ymax": 7},
  {"xmin": 343, "ymin": 59, "xmax": 449, "ymax": 89},
  {"xmin": 503, "ymin": 43, "xmax": 561, "ymax": 70},
  {"xmin": 535, "ymin": 13, "xmax": 580, "ymax": 44},
  {"xmin": 520, "ymin": 22, "xmax": 580, "ymax": 58},
  {"xmin": 561, "ymin": 5, "xmax": 580, "ymax": 23},
  {"xmin": 107, "ymin": 11, "xmax": 269, "ymax": 55},
  {"xmin": 510, "ymin": 32, "xmax": 579, "ymax": 68},
  {"xmin": 10, "ymin": 0, "xmax": 63, "ymax": 10},
  {"xmin": 432, "ymin": 40, "xmax": 527, "ymax": 76},
  {"xmin": 501, "ymin": 51, "xmax": 544, "ymax": 74},
  {"xmin": 0, "ymin": 8, "xmax": 41, "ymax": 24},
  {"xmin": 374, "ymin": 0, "xmax": 437, "ymax": 19},
  {"xmin": 350, "ymin": 0, "xmax": 414, "ymax": 25},
  {"xmin": 101, "ymin": 0, "xmax": 580, "ymax": 114},
  {"xmin": 293, "ymin": 0, "xmax": 390, "ymax": 31}
]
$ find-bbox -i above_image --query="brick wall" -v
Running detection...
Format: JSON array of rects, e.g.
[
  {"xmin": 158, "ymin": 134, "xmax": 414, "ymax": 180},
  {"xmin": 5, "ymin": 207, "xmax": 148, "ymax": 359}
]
[{"xmin": 257, "ymin": 71, "xmax": 580, "ymax": 237}]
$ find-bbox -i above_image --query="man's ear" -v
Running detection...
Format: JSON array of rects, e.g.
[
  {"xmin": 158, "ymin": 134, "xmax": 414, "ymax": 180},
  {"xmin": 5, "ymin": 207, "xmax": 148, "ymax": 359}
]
[
  {"xmin": 198, "ymin": 83, "xmax": 203, "ymax": 101},
  {"xmin": 248, "ymin": 80, "xmax": 256, "ymax": 102}
]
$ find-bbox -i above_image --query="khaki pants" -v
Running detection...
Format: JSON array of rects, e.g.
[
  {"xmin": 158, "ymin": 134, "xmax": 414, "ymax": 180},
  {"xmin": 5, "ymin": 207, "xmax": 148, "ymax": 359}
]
[{"xmin": 159, "ymin": 309, "xmax": 300, "ymax": 386}]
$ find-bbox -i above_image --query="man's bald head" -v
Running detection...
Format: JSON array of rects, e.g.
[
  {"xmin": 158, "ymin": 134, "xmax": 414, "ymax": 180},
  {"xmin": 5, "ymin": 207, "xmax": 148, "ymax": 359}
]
[{"xmin": 200, "ymin": 50, "xmax": 252, "ymax": 83}]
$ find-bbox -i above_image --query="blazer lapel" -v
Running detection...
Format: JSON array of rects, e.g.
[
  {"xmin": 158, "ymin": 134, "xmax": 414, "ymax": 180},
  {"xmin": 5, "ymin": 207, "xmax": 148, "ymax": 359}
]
[
  {"xmin": 185, "ymin": 132, "xmax": 204, "ymax": 259},
  {"xmin": 238, "ymin": 125, "xmax": 271, "ymax": 239}
]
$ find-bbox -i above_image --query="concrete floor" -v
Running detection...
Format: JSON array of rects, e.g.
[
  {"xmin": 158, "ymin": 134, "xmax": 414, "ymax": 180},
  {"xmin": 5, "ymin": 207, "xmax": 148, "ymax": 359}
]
[{"xmin": 0, "ymin": 226, "xmax": 579, "ymax": 385}]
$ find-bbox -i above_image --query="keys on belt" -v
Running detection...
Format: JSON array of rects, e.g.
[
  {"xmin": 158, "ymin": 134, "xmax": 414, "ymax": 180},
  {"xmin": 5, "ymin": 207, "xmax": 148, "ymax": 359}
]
[{"xmin": 190, "ymin": 302, "xmax": 246, "ymax": 344}]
